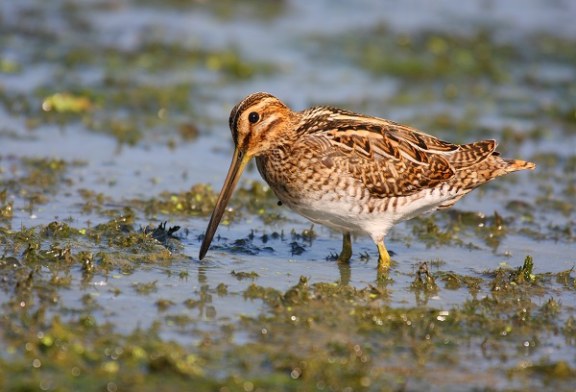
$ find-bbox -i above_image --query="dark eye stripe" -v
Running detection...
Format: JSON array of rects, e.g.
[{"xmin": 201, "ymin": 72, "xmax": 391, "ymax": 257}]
[{"xmin": 229, "ymin": 92, "xmax": 274, "ymax": 132}]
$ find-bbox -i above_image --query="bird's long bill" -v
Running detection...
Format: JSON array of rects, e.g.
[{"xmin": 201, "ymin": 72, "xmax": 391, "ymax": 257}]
[{"xmin": 199, "ymin": 148, "xmax": 250, "ymax": 260}]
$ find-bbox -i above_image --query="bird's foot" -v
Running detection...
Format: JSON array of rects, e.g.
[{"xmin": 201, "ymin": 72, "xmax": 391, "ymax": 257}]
[{"xmin": 337, "ymin": 232, "xmax": 352, "ymax": 263}]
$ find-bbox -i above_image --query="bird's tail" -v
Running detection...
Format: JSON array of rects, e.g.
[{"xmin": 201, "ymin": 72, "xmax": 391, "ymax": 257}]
[{"xmin": 502, "ymin": 159, "xmax": 536, "ymax": 173}]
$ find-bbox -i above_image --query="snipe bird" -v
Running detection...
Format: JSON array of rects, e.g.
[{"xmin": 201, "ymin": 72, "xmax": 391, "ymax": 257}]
[{"xmin": 199, "ymin": 92, "xmax": 535, "ymax": 269}]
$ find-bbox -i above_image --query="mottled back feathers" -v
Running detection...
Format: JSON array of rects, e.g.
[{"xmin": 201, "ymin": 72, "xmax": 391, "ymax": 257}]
[{"xmin": 291, "ymin": 105, "xmax": 532, "ymax": 198}]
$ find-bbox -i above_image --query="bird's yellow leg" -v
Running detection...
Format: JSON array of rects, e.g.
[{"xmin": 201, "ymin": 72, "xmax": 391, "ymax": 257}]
[
  {"xmin": 337, "ymin": 232, "xmax": 352, "ymax": 263},
  {"xmin": 377, "ymin": 241, "xmax": 391, "ymax": 270}
]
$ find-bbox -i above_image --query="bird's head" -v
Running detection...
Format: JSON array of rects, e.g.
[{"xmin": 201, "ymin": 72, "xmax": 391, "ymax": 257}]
[{"xmin": 199, "ymin": 92, "xmax": 297, "ymax": 259}]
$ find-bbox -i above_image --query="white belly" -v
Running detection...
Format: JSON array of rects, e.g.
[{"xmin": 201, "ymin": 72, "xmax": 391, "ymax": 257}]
[{"xmin": 278, "ymin": 185, "xmax": 455, "ymax": 244}]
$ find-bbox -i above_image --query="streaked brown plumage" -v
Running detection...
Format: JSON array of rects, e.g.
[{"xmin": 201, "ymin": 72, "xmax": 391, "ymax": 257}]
[{"xmin": 199, "ymin": 92, "xmax": 535, "ymax": 269}]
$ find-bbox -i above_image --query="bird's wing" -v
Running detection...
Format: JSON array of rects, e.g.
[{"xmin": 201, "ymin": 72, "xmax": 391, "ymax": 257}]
[{"xmin": 300, "ymin": 108, "xmax": 496, "ymax": 198}]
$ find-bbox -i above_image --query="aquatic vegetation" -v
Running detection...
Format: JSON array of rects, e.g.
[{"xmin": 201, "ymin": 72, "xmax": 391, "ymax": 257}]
[{"xmin": 41, "ymin": 92, "xmax": 93, "ymax": 114}]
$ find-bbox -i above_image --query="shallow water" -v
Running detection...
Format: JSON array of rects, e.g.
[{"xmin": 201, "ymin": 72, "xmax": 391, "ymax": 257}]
[{"xmin": 1, "ymin": 0, "xmax": 575, "ymax": 390}]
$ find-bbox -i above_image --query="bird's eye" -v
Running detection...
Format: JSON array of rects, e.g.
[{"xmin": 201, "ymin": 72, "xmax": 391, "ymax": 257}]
[{"xmin": 248, "ymin": 112, "xmax": 260, "ymax": 124}]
